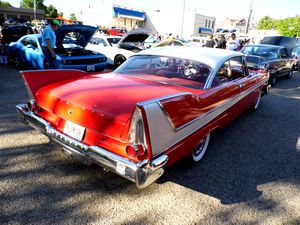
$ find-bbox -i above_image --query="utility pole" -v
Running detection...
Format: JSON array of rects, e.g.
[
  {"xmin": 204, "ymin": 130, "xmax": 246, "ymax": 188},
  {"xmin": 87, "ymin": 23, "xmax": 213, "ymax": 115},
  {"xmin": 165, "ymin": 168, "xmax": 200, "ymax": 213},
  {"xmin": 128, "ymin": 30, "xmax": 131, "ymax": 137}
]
[
  {"xmin": 33, "ymin": 0, "xmax": 37, "ymax": 20},
  {"xmin": 245, "ymin": 0, "xmax": 253, "ymax": 33},
  {"xmin": 181, "ymin": 0, "xmax": 186, "ymax": 37}
]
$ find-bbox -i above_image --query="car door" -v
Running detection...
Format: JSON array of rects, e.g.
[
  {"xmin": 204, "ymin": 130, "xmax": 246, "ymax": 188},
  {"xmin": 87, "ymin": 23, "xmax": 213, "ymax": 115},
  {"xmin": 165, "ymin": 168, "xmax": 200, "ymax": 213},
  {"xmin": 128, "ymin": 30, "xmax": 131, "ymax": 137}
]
[
  {"xmin": 206, "ymin": 59, "xmax": 244, "ymax": 126},
  {"xmin": 279, "ymin": 48, "xmax": 290, "ymax": 75}
]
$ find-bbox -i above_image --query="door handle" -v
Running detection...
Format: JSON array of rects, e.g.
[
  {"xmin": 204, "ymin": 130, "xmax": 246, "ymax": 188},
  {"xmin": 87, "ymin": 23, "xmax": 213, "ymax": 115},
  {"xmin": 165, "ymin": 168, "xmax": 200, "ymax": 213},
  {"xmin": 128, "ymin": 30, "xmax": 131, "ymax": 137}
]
[{"xmin": 239, "ymin": 83, "xmax": 245, "ymax": 88}]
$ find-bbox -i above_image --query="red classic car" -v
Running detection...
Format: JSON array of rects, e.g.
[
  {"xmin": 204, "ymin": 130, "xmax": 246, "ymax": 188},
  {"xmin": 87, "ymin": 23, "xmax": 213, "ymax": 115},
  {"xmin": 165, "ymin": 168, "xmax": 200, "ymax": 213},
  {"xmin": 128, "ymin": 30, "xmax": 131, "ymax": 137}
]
[{"xmin": 16, "ymin": 47, "xmax": 270, "ymax": 188}]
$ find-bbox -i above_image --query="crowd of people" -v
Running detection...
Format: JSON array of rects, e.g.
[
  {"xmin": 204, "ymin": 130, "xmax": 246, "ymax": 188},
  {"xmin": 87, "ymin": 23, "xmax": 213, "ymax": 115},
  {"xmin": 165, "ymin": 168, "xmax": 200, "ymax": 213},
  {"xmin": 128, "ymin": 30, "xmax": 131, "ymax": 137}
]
[{"xmin": 205, "ymin": 33, "xmax": 253, "ymax": 51}]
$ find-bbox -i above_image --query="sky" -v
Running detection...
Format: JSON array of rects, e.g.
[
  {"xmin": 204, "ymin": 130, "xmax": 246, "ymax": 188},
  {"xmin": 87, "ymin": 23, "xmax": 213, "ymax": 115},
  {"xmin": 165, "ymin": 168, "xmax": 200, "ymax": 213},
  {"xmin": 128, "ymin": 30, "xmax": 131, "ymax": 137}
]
[{"xmin": 7, "ymin": 0, "xmax": 300, "ymax": 22}]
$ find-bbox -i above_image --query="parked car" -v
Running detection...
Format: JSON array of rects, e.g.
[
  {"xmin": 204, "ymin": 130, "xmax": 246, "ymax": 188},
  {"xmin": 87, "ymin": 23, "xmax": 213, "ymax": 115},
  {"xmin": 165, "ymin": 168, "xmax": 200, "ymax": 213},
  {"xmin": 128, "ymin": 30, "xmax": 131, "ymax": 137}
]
[
  {"xmin": 86, "ymin": 35, "xmax": 122, "ymax": 66},
  {"xmin": 1, "ymin": 25, "xmax": 34, "ymax": 44},
  {"xmin": 88, "ymin": 29, "xmax": 185, "ymax": 68},
  {"xmin": 241, "ymin": 44, "xmax": 294, "ymax": 86},
  {"xmin": 291, "ymin": 45, "xmax": 300, "ymax": 71},
  {"xmin": 8, "ymin": 25, "xmax": 107, "ymax": 71},
  {"xmin": 16, "ymin": 47, "xmax": 269, "ymax": 188},
  {"xmin": 260, "ymin": 36, "xmax": 298, "ymax": 57}
]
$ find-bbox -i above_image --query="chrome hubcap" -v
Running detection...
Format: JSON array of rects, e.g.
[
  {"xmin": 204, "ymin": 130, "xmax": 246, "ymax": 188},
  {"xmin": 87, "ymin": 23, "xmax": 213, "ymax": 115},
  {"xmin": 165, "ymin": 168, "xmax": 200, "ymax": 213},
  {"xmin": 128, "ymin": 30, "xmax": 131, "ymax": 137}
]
[{"xmin": 194, "ymin": 137, "xmax": 206, "ymax": 156}]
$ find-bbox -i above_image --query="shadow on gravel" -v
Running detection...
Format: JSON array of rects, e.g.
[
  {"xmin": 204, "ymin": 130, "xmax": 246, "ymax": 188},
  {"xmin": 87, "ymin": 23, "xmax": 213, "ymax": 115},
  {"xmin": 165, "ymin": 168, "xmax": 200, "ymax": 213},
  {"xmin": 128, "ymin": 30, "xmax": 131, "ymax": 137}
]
[
  {"xmin": 159, "ymin": 92, "xmax": 300, "ymax": 205},
  {"xmin": 0, "ymin": 143, "xmax": 136, "ymax": 224}
]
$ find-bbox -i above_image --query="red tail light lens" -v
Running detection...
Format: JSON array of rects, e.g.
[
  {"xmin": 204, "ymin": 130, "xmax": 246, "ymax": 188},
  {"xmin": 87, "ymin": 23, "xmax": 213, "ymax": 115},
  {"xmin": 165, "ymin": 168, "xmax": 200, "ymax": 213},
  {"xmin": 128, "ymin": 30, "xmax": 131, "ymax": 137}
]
[{"xmin": 126, "ymin": 144, "xmax": 146, "ymax": 157}]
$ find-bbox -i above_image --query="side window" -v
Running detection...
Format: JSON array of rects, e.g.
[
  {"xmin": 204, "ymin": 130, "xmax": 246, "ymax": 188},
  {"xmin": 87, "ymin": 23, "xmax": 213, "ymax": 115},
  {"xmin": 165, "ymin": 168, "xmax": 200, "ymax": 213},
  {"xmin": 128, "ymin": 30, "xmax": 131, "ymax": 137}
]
[
  {"xmin": 21, "ymin": 37, "xmax": 28, "ymax": 46},
  {"xmin": 280, "ymin": 48, "xmax": 288, "ymax": 58},
  {"xmin": 212, "ymin": 57, "xmax": 246, "ymax": 87},
  {"xmin": 27, "ymin": 38, "xmax": 38, "ymax": 48},
  {"xmin": 98, "ymin": 38, "xmax": 107, "ymax": 47}
]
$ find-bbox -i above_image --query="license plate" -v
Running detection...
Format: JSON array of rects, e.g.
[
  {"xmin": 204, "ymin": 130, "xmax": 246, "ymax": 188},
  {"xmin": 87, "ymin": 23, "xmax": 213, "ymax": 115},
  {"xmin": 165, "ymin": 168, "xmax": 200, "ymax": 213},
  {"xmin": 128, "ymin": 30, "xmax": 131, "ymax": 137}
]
[
  {"xmin": 87, "ymin": 65, "xmax": 95, "ymax": 71},
  {"xmin": 63, "ymin": 120, "xmax": 85, "ymax": 141}
]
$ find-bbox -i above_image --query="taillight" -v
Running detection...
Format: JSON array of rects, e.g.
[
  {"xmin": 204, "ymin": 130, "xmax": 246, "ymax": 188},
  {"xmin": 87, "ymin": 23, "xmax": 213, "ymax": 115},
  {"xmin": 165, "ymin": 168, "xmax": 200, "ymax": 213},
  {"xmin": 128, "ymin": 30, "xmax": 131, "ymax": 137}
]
[
  {"xmin": 126, "ymin": 144, "xmax": 146, "ymax": 157},
  {"xmin": 127, "ymin": 107, "xmax": 147, "ymax": 158}
]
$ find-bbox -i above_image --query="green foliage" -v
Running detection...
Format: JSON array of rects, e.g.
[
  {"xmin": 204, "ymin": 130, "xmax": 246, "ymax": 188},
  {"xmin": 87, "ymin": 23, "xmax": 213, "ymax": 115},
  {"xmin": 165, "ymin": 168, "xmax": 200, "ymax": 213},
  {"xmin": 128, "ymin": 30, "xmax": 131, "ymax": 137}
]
[
  {"xmin": 58, "ymin": 12, "xmax": 64, "ymax": 17},
  {"xmin": 69, "ymin": 13, "xmax": 77, "ymax": 21},
  {"xmin": 0, "ymin": 0, "xmax": 12, "ymax": 7},
  {"xmin": 258, "ymin": 16, "xmax": 277, "ymax": 30},
  {"xmin": 277, "ymin": 16, "xmax": 300, "ymax": 37},
  {"xmin": 20, "ymin": 0, "xmax": 46, "ymax": 10},
  {"xmin": 258, "ymin": 15, "xmax": 300, "ymax": 37},
  {"xmin": 45, "ymin": 5, "xmax": 58, "ymax": 18}
]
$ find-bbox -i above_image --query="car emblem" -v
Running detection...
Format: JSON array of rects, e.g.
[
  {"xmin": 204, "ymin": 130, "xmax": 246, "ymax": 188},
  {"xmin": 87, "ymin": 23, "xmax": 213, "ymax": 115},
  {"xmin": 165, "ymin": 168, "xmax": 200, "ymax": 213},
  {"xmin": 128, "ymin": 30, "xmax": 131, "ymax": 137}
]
[{"xmin": 68, "ymin": 110, "xmax": 72, "ymax": 115}]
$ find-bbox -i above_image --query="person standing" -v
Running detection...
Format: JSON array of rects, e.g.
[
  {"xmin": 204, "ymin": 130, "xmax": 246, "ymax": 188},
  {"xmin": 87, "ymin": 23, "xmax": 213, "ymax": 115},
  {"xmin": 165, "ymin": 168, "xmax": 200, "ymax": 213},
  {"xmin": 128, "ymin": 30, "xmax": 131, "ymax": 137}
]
[
  {"xmin": 41, "ymin": 19, "xmax": 60, "ymax": 68},
  {"xmin": 226, "ymin": 33, "xmax": 240, "ymax": 51},
  {"xmin": 216, "ymin": 35, "xmax": 226, "ymax": 49},
  {"xmin": 205, "ymin": 35, "xmax": 216, "ymax": 48}
]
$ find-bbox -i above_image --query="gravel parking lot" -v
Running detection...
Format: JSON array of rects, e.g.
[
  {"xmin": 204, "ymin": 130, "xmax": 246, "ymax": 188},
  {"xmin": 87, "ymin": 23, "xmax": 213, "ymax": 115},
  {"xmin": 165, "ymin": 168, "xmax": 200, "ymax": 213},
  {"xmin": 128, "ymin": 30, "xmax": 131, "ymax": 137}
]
[{"xmin": 0, "ymin": 65, "xmax": 300, "ymax": 225}]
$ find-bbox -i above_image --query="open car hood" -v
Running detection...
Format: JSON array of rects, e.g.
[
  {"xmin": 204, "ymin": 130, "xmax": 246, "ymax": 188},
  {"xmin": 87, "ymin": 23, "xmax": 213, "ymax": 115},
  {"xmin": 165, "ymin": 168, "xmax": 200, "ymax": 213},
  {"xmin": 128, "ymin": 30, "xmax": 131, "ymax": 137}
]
[
  {"xmin": 55, "ymin": 25, "xmax": 97, "ymax": 48},
  {"xmin": 118, "ymin": 29, "xmax": 152, "ymax": 51},
  {"xmin": 261, "ymin": 36, "xmax": 299, "ymax": 57}
]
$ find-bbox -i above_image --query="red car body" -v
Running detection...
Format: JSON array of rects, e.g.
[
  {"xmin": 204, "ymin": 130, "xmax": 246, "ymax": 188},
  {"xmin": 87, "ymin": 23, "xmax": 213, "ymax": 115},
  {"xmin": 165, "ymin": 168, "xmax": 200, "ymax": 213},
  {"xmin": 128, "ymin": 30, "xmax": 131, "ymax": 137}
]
[{"xmin": 16, "ymin": 47, "xmax": 270, "ymax": 188}]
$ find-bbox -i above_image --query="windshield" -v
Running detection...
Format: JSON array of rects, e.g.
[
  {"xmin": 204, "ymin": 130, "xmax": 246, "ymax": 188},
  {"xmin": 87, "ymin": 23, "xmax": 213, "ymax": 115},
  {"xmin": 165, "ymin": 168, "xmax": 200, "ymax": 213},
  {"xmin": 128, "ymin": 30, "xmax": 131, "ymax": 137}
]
[
  {"xmin": 241, "ymin": 46, "xmax": 278, "ymax": 60},
  {"xmin": 115, "ymin": 55, "xmax": 211, "ymax": 90}
]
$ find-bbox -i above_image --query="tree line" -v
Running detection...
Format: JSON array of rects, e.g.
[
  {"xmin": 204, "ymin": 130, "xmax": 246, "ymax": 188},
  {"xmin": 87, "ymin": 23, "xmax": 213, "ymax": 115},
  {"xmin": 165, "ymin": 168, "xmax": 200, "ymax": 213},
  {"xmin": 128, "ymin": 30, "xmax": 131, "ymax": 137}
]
[
  {"xmin": 0, "ymin": 0, "xmax": 77, "ymax": 20},
  {"xmin": 258, "ymin": 15, "xmax": 300, "ymax": 37}
]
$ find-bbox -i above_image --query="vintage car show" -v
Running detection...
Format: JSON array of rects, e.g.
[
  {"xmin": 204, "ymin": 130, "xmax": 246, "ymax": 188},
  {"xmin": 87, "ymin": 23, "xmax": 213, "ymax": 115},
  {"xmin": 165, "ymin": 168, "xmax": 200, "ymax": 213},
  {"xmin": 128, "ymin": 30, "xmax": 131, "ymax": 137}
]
[{"xmin": 0, "ymin": 0, "xmax": 300, "ymax": 224}]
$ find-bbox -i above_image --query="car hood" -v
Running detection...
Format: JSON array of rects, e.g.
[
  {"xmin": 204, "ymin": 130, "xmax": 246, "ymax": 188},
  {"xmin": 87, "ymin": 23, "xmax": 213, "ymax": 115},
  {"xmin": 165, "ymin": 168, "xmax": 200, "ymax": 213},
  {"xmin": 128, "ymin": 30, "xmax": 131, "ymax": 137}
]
[
  {"xmin": 261, "ymin": 36, "xmax": 299, "ymax": 56},
  {"xmin": 55, "ymin": 25, "xmax": 97, "ymax": 48},
  {"xmin": 118, "ymin": 29, "xmax": 152, "ymax": 51},
  {"xmin": 35, "ymin": 73, "xmax": 195, "ymax": 138}
]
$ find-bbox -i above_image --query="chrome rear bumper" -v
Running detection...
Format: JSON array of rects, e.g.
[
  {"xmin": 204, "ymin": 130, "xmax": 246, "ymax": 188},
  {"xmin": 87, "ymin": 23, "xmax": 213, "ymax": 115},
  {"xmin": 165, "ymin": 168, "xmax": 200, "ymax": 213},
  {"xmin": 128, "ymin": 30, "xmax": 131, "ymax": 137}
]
[{"xmin": 16, "ymin": 104, "xmax": 168, "ymax": 189}]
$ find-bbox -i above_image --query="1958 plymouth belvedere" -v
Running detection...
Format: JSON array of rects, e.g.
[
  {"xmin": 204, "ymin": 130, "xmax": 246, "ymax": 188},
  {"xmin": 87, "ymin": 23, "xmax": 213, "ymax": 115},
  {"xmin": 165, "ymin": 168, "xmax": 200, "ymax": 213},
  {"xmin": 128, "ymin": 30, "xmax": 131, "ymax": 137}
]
[{"xmin": 16, "ymin": 47, "xmax": 270, "ymax": 188}]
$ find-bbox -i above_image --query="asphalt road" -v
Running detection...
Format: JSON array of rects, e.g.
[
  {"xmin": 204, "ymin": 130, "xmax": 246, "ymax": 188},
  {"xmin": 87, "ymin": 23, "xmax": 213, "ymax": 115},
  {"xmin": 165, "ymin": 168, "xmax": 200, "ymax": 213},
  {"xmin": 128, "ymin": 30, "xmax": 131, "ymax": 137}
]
[{"xmin": 0, "ymin": 65, "xmax": 300, "ymax": 225}]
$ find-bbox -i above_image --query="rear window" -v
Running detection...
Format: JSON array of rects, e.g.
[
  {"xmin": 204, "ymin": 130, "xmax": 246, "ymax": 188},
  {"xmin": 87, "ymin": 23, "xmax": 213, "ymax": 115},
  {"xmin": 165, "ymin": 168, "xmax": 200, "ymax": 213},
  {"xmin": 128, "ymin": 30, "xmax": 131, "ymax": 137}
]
[{"xmin": 115, "ymin": 55, "xmax": 211, "ymax": 90}]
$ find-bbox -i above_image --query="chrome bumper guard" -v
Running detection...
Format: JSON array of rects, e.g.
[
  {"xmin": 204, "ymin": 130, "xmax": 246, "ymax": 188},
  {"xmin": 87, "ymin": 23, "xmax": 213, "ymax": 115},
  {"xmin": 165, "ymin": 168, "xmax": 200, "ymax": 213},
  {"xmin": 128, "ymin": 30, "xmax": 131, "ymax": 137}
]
[{"xmin": 16, "ymin": 104, "xmax": 168, "ymax": 189}]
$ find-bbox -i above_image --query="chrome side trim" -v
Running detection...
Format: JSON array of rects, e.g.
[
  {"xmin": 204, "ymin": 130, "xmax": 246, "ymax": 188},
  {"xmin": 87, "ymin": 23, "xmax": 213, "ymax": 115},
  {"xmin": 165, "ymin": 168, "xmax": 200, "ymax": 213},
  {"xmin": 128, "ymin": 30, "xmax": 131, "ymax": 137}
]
[
  {"xmin": 16, "ymin": 104, "xmax": 168, "ymax": 189},
  {"xmin": 143, "ymin": 77, "xmax": 268, "ymax": 156},
  {"xmin": 137, "ymin": 92, "xmax": 191, "ymax": 107}
]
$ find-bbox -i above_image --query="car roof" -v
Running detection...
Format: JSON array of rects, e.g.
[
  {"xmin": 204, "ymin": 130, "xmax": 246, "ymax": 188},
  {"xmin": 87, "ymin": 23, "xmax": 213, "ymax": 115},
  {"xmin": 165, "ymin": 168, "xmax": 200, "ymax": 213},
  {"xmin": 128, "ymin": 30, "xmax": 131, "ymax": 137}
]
[
  {"xmin": 244, "ymin": 44, "xmax": 284, "ymax": 49},
  {"xmin": 135, "ymin": 46, "xmax": 243, "ymax": 68}
]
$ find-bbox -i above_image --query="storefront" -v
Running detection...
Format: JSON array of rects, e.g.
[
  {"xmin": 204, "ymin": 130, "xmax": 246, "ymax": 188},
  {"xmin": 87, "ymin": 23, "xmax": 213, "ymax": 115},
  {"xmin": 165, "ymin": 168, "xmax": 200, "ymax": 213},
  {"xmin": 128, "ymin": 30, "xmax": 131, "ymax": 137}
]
[
  {"xmin": 112, "ymin": 6, "xmax": 146, "ymax": 30},
  {"xmin": 0, "ymin": 7, "xmax": 44, "ymax": 22}
]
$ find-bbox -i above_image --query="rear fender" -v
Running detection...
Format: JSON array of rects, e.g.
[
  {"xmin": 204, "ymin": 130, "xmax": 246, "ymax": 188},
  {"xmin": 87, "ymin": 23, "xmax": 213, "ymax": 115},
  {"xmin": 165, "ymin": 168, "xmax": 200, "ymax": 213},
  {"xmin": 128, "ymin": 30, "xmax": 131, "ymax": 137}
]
[{"xmin": 21, "ymin": 69, "xmax": 87, "ymax": 100}]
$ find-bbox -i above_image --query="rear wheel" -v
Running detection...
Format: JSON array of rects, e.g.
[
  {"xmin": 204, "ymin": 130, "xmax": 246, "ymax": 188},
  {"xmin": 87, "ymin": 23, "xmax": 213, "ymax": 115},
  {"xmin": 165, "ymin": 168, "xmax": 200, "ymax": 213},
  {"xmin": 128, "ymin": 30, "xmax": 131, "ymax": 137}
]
[
  {"xmin": 269, "ymin": 73, "xmax": 277, "ymax": 87},
  {"xmin": 285, "ymin": 70, "xmax": 293, "ymax": 79},
  {"xmin": 191, "ymin": 133, "xmax": 210, "ymax": 162},
  {"xmin": 250, "ymin": 92, "xmax": 261, "ymax": 112},
  {"xmin": 114, "ymin": 55, "xmax": 126, "ymax": 68},
  {"xmin": 12, "ymin": 56, "xmax": 23, "ymax": 70}
]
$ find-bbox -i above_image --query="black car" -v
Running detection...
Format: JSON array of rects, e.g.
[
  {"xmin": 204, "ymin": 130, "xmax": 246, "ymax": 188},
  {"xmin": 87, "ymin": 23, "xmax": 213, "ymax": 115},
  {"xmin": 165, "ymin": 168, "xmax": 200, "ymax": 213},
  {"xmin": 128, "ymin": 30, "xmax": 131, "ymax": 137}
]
[
  {"xmin": 1, "ymin": 25, "xmax": 34, "ymax": 44},
  {"xmin": 241, "ymin": 44, "xmax": 294, "ymax": 86}
]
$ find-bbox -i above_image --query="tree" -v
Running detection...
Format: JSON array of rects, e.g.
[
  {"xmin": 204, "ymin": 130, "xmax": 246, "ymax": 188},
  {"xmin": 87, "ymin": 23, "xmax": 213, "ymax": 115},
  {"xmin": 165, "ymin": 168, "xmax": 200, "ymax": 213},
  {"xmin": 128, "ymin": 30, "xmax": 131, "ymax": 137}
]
[
  {"xmin": 20, "ymin": 0, "xmax": 46, "ymax": 10},
  {"xmin": 45, "ymin": 5, "xmax": 58, "ymax": 18},
  {"xmin": 277, "ymin": 16, "xmax": 300, "ymax": 37},
  {"xmin": 0, "ymin": 0, "xmax": 12, "ymax": 7},
  {"xmin": 58, "ymin": 12, "xmax": 64, "ymax": 17},
  {"xmin": 258, "ymin": 16, "xmax": 277, "ymax": 30},
  {"xmin": 69, "ymin": 13, "xmax": 77, "ymax": 21}
]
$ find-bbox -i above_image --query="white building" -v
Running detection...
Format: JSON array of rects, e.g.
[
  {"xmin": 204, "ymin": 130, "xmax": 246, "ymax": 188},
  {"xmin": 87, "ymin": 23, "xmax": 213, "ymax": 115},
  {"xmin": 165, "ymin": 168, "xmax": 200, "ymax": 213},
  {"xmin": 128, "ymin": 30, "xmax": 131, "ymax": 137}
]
[{"xmin": 80, "ymin": 2, "xmax": 215, "ymax": 38}]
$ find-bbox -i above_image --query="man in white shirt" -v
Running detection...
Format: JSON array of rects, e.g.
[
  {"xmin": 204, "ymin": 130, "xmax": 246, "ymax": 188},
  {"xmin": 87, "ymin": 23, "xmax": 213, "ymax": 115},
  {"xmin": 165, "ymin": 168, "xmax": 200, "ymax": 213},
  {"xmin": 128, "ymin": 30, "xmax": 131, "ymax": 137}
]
[{"xmin": 226, "ymin": 33, "xmax": 240, "ymax": 51}]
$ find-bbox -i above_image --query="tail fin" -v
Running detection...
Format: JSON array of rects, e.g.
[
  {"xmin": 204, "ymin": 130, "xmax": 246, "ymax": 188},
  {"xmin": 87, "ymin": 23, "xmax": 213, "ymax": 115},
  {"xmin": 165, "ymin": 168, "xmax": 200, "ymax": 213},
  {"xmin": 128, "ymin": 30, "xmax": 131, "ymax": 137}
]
[{"xmin": 21, "ymin": 69, "xmax": 87, "ymax": 100}]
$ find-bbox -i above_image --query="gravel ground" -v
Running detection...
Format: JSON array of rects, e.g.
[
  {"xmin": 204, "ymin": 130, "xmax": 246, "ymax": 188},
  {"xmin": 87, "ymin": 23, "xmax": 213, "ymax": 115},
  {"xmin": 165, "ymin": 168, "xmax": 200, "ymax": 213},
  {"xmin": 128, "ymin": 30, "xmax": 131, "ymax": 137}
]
[{"xmin": 0, "ymin": 65, "xmax": 300, "ymax": 225}]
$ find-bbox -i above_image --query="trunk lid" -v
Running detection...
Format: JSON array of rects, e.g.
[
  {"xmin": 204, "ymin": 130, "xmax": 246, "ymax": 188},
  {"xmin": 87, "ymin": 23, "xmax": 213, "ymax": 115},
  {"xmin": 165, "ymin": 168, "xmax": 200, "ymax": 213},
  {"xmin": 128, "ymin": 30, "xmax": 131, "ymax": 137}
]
[{"xmin": 35, "ymin": 73, "xmax": 197, "ymax": 139}]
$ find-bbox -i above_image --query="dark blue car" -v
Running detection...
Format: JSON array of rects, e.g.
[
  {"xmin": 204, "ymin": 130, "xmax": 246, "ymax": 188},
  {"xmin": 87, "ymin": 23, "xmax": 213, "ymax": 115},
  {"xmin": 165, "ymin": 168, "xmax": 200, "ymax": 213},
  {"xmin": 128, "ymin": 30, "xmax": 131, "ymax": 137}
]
[{"xmin": 8, "ymin": 25, "xmax": 107, "ymax": 71}]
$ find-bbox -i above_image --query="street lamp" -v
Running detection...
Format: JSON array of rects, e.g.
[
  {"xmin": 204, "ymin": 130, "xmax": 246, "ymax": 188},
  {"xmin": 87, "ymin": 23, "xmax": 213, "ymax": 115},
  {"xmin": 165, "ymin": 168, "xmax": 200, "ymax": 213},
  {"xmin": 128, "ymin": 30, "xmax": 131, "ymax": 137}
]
[
  {"xmin": 33, "ymin": 0, "xmax": 36, "ymax": 20},
  {"xmin": 245, "ymin": 0, "xmax": 254, "ymax": 33},
  {"xmin": 181, "ymin": 0, "xmax": 186, "ymax": 37}
]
